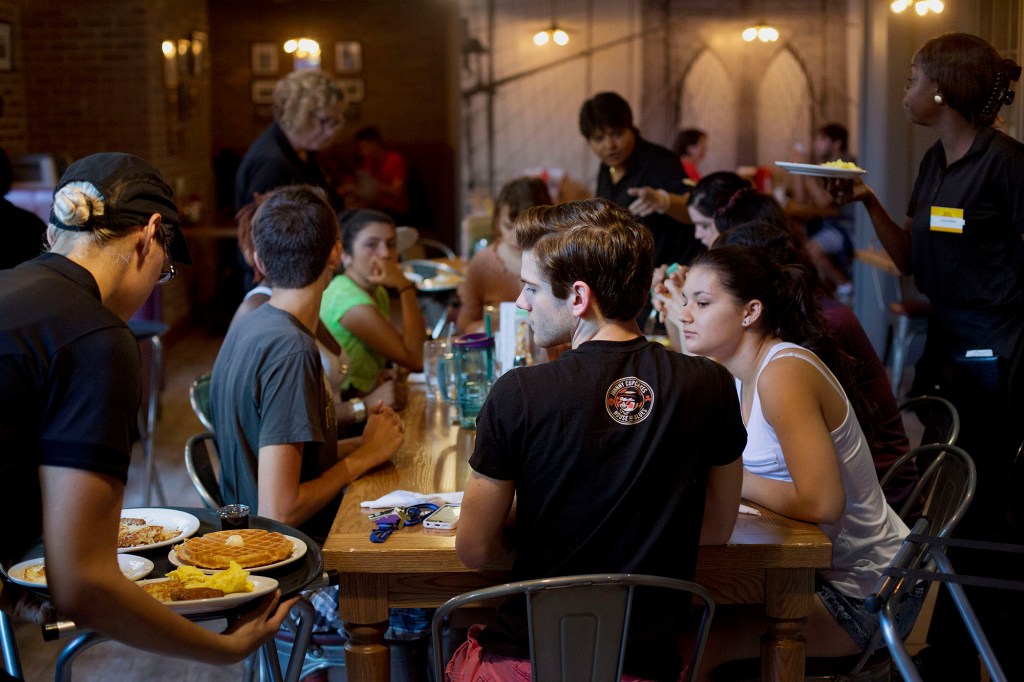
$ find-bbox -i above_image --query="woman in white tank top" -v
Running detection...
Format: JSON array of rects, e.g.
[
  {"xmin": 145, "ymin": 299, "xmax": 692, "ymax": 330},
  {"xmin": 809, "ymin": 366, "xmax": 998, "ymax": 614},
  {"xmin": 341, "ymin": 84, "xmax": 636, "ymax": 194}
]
[{"xmin": 676, "ymin": 245, "xmax": 922, "ymax": 670}]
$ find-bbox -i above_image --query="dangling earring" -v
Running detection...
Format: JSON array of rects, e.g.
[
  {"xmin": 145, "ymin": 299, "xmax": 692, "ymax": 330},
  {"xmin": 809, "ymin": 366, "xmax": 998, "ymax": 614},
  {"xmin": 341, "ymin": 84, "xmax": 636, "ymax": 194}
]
[{"xmin": 934, "ymin": 93, "xmax": 944, "ymax": 105}]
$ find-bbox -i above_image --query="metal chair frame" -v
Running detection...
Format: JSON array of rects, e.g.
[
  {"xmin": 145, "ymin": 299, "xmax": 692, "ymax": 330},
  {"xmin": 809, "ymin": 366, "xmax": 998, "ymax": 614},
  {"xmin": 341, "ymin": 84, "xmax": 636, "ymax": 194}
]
[
  {"xmin": 880, "ymin": 442, "xmax": 975, "ymax": 531},
  {"xmin": 184, "ymin": 431, "xmax": 224, "ymax": 510},
  {"xmin": 840, "ymin": 444, "xmax": 977, "ymax": 678},
  {"xmin": 431, "ymin": 573, "xmax": 715, "ymax": 682},
  {"xmin": 897, "ymin": 395, "xmax": 960, "ymax": 448},
  {"xmin": 878, "ymin": 533, "xmax": 1011, "ymax": 682},
  {"xmin": 189, "ymin": 373, "xmax": 215, "ymax": 432}
]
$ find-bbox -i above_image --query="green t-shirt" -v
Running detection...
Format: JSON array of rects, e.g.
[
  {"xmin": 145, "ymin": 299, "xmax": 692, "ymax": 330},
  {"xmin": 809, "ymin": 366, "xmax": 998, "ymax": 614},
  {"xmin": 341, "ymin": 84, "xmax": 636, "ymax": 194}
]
[{"xmin": 320, "ymin": 274, "xmax": 391, "ymax": 393}]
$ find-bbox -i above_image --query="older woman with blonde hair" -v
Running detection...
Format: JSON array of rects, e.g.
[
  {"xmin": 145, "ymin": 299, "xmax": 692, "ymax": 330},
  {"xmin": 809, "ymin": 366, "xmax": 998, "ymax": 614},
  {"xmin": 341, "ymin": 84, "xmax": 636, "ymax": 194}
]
[{"xmin": 235, "ymin": 70, "xmax": 346, "ymax": 211}]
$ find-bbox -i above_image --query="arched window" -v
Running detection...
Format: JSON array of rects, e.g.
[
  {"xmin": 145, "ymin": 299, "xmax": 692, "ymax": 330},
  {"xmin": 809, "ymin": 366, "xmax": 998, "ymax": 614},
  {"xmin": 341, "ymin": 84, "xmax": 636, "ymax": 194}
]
[
  {"xmin": 678, "ymin": 49, "xmax": 738, "ymax": 173},
  {"xmin": 757, "ymin": 47, "xmax": 813, "ymax": 165}
]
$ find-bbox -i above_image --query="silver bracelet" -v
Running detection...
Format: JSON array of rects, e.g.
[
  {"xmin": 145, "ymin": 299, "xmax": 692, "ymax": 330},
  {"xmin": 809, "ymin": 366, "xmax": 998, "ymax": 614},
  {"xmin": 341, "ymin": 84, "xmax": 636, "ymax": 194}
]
[{"xmin": 348, "ymin": 398, "xmax": 367, "ymax": 423}]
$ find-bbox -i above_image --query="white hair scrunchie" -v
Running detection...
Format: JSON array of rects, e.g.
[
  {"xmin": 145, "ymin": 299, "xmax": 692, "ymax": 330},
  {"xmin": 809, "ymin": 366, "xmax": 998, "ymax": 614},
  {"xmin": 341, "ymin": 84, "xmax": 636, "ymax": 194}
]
[{"xmin": 52, "ymin": 181, "xmax": 104, "ymax": 228}]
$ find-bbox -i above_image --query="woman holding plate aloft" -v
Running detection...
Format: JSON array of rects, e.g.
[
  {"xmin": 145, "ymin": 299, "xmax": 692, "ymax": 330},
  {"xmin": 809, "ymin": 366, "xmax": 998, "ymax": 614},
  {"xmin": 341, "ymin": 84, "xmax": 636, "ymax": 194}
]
[{"xmin": 836, "ymin": 33, "xmax": 1024, "ymax": 680}]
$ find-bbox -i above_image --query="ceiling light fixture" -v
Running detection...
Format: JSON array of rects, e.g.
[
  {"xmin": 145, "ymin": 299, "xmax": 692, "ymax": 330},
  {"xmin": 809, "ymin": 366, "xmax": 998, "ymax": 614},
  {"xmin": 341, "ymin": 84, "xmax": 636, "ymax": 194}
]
[
  {"xmin": 891, "ymin": 0, "xmax": 944, "ymax": 14},
  {"xmin": 534, "ymin": 0, "xmax": 569, "ymax": 47},
  {"xmin": 742, "ymin": 0, "xmax": 779, "ymax": 43},
  {"xmin": 742, "ymin": 24, "xmax": 779, "ymax": 43}
]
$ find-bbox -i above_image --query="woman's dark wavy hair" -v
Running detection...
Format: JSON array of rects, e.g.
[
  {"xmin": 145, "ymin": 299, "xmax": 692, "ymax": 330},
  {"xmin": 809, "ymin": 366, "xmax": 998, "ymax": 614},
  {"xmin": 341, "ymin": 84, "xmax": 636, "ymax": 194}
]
[
  {"xmin": 692, "ymin": 243, "xmax": 880, "ymax": 449},
  {"xmin": 714, "ymin": 191, "xmax": 789, "ymax": 234},
  {"xmin": 687, "ymin": 172, "xmax": 751, "ymax": 217}
]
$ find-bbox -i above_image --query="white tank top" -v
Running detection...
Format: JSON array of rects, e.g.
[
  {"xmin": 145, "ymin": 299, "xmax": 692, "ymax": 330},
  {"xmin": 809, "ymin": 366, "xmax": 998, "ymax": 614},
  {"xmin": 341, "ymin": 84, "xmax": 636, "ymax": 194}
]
[{"xmin": 740, "ymin": 342, "xmax": 909, "ymax": 598}]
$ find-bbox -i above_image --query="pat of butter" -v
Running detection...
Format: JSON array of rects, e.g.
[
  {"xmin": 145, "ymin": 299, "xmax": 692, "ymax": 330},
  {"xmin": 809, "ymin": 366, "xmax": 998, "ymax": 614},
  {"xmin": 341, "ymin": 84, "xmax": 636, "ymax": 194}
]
[{"xmin": 225, "ymin": 534, "xmax": 244, "ymax": 548}]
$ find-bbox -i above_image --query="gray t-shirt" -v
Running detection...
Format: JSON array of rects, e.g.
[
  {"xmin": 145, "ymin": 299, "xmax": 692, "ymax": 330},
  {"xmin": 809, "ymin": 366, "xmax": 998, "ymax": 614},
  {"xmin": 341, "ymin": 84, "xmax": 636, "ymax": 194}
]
[{"xmin": 210, "ymin": 304, "xmax": 338, "ymax": 539}]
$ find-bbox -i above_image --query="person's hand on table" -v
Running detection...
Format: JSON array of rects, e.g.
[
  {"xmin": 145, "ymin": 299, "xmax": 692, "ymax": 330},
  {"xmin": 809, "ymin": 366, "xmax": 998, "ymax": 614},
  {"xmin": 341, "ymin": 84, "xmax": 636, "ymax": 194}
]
[
  {"xmin": 368, "ymin": 255, "xmax": 413, "ymax": 292},
  {"xmin": 221, "ymin": 590, "xmax": 297, "ymax": 657},
  {"xmin": 361, "ymin": 402, "xmax": 405, "ymax": 465},
  {"xmin": 0, "ymin": 580, "xmax": 56, "ymax": 624},
  {"xmin": 626, "ymin": 186, "xmax": 671, "ymax": 217},
  {"xmin": 366, "ymin": 377, "xmax": 406, "ymax": 412}
]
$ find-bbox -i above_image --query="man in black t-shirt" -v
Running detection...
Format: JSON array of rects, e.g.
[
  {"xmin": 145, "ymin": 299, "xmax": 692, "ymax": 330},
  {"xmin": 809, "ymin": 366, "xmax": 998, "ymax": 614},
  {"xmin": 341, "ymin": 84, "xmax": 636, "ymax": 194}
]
[{"xmin": 451, "ymin": 199, "xmax": 745, "ymax": 681}]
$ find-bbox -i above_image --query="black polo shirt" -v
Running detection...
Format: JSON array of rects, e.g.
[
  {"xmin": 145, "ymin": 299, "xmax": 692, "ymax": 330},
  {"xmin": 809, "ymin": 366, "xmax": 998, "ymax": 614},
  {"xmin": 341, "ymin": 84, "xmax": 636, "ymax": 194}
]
[
  {"xmin": 909, "ymin": 127, "xmax": 1024, "ymax": 313},
  {"xmin": 596, "ymin": 135, "xmax": 701, "ymax": 267},
  {"xmin": 0, "ymin": 253, "xmax": 138, "ymax": 562}
]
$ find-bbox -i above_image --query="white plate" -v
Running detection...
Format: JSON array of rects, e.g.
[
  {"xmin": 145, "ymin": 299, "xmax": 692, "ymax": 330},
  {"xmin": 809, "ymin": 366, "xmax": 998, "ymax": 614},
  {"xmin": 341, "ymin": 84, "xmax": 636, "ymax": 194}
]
[
  {"xmin": 138, "ymin": 575, "xmax": 278, "ymax": 615},
  {"xmin": 119, "ymin": 508, "xmax": 201, "ymax": 554},
  {"xmin": 775, "ymin": 161, "xmax": 867, "ymax": 178},
  {"xmin": 8, "ymin": 554, "xmax": 154, "ymax": 588},
  {"xmin": 166, "ymin": 535, "xmax": 307, "ymax": 574}
]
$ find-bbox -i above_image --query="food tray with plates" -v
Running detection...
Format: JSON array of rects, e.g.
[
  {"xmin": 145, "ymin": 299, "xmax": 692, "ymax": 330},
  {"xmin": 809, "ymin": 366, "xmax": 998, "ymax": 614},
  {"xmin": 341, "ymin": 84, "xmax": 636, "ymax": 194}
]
[
  {"xmin": 137, "ymin": 575, "xmax": 278, "ymax": 616},
  {"xmin": 774, "ymin": 161, "xmax": 867, "ymax": 179},
  {"xmin": 119, "ymin": 508, "xmax": 201, "ymax": 553},
  {"xmin": 167, "ymin": 533, "xmax": 307, "ymax": 573},
  {"xmin": 7, "ymin": 554, "xmax": 154, "ymax": 588}
]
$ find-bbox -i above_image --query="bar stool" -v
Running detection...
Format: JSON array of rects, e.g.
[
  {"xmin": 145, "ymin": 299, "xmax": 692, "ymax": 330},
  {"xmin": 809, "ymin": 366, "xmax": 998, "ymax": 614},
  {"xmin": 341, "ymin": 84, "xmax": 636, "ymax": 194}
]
[{"xmin": 128, "ymin": 319, "xmax": 169, "ymax": 506}]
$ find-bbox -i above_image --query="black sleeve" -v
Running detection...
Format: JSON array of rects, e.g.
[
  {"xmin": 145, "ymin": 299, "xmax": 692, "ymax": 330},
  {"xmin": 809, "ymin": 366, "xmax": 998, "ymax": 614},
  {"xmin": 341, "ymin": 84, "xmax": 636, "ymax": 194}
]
[{"xmin": 40, "ymin": 326, "xmax": 138, "ymax": 482}]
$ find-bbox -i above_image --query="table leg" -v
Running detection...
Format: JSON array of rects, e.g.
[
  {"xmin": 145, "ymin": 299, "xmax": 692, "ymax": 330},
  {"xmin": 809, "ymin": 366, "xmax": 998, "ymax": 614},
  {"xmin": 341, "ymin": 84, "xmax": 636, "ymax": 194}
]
[
  {"xmin": 340, "ymin": 573, "xmax": 390, "ymax": 682},
  {"xmin": 760, "ymin": 567, "xmax": 815, "ymax": 682}
]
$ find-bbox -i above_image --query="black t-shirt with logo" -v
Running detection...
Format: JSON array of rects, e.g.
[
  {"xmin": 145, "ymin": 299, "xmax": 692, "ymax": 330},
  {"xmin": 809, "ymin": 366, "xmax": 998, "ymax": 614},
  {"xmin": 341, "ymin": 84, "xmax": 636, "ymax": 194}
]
[{"xmin": 470, "ymin": 336, "xmax": 745, "ymax": 680}]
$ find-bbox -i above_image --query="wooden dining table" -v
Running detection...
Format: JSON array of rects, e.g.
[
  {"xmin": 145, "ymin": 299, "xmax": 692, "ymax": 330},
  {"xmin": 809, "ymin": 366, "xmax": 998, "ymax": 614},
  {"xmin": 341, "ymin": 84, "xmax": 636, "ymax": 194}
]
[{"xmin": 323, "ymin": 387, "xmax": 832, "ymax": 682}]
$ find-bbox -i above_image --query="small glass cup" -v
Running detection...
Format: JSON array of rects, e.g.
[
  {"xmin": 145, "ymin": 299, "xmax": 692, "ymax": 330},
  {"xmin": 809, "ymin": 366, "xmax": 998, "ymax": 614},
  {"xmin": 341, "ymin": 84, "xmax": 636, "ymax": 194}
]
[
  {"xmin": 423, "ymin": 339, "xmax": 448, "ymax": 402},
  {"xmin": 218, "ymin": 504, "xmax": 250, "ymax": 531}
]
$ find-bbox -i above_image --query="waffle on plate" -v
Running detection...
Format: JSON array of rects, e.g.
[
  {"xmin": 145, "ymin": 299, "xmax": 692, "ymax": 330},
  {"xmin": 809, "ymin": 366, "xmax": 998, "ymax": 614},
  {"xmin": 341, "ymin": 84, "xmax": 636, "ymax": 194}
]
[{"xmin": 173, "ymin": 529, "xmax": 294, "ymax": 569}]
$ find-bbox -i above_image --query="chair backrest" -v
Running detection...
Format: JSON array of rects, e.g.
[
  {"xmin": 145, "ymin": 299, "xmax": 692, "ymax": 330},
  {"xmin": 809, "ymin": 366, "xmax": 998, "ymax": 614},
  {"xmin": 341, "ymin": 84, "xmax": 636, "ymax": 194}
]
[
  {"xmin": 189, "ymin": 373, "xmax": 215, "ymax": 432},
  {"xmin": 184, "ymin": 432, "xmax": 224, "ymax": 510},
  {"xmin": 898, "ymin": 395, "xmax": 959, "ymax": 448},
  {"xmin": 880, "ymin": 443, "xmax": 976, "ymax": 537},
  {"xmin": 431, "ymin": 573, "xmax": 715, "ymax": 682}
]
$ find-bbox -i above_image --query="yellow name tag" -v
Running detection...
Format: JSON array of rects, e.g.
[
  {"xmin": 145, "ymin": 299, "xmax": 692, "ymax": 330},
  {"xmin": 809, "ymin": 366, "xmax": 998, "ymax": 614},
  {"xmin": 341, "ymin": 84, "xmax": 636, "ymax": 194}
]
[{"xmin": 930, "ymin": 206, "xmax": 964, "ymax": 234}]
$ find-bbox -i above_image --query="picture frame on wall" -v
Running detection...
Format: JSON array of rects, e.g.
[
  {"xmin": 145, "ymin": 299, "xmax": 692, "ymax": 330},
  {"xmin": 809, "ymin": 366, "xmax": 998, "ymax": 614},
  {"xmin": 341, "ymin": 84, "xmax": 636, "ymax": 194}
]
[
  {"xmin": 251, "ymin": 42, "xmax": 278, "ymax": 75},
  {"xmin": 334, "ymin": 41, "xmax": 362, "ymax": 74},
  {"xmin": 0, "ymin": 23, "xmax": 12, "ymax": 72},
  {"xmin": 337, "ymin": 78, "xmax": 365, "ymax": 102},
  {"xmin": 251, "ymin": 79, "xmax": 277, "ymax": 104}
]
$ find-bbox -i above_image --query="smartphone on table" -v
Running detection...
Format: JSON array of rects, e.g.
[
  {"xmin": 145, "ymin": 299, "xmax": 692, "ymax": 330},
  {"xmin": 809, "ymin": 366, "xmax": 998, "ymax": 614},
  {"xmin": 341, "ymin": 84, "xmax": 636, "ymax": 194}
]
[{"xmin": 422, "ymin": 504, "xmax": 461, "ymax": 530}]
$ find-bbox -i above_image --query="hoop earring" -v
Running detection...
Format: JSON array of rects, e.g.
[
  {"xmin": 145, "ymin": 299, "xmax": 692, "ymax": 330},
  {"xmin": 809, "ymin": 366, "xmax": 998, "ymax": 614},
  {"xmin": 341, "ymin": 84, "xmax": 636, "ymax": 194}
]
[{"xmin": 934, "ymin": 93, "xmax": 944, "ymax": 105}]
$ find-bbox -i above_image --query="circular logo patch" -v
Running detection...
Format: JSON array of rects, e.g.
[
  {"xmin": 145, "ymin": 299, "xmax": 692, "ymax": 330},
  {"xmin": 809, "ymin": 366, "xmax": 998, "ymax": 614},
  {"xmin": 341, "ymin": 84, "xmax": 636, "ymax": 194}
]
[{"xmin": 605, "ymin": 376, "xmax": 654, "ymax": 425}]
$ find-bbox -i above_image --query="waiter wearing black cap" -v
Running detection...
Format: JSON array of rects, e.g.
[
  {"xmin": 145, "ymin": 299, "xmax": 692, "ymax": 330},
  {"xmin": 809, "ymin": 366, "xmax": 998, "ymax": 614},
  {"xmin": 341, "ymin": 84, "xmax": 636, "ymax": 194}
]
[{"xmin": 0, "ymin": 153, "xmax": 293, "ymax": 673}]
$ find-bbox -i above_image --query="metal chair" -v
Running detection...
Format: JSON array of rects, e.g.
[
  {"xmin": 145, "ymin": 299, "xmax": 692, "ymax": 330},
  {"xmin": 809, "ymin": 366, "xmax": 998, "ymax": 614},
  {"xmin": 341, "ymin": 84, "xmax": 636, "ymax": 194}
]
[
  {"xmin": 836, "ymin": 444, "xmax": 976, "ymax": 679},
  {"xmin": 880, "ymin": 442, "xmax": 975, "ymax": 530},
  {"xmin": 183, "ymin": 431, "xmax": 224, "ymax": 510},
  {"xmin": 0, "ymin": 612, "xmax": 22, "ymax": 680},
  {"xmin": 897, "ymin": 395, "xmax": 960, "ymax": 448},
  {"xmin": 189, "ymin": 373, "xmax": 215, "ymax": 432},
  {"xmin": 713, "ymin": 445, "xmax": 976, "ymax": 682},
  {"xmin": 431, "ymin": 573, "xmax": 716, "ymax": 682},
  {"xmin": 128, "ymin": 318, "xmax": 169, "ymax": 506}
]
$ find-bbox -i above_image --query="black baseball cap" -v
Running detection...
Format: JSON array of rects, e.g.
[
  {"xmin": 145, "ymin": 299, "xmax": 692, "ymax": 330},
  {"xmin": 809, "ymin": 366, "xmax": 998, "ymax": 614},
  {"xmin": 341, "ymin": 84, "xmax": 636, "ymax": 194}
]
[{"xmin": 49, "ymin": 152, "xmax": 191, "ymax": 264}]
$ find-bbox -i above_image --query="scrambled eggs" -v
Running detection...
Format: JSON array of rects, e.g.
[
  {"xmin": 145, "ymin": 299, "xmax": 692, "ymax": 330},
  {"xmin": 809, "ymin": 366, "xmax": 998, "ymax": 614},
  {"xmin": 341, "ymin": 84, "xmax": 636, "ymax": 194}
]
[
  {"xmin": 166, "ymin": 561, "xmax": 254, "ymax": 594},
  {"xmin": 821, "ymin": 159, "xmax": 864, "ymax": 171}
]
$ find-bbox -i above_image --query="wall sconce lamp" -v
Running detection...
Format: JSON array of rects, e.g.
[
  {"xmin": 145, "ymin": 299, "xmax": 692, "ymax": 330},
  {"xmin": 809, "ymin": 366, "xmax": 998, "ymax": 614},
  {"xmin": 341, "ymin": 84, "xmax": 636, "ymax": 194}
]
[
  {"xmin": 891, "ymin": 0, "xmax": 944, "ymax": 14},
  {"xmin": 284, "ymin": 37, "xmax": 322, "ymax": 70}
]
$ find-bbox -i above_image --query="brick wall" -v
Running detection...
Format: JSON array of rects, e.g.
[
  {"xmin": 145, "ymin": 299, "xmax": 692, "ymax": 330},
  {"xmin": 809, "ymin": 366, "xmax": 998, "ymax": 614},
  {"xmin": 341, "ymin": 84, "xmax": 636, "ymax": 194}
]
[
  {"xmin": 17, "ymin": 0, "xmax": 212, "ymax": 333},
  {"xmin": 0, "ymin": 2, "xmax": 29, "ymax": 153}
]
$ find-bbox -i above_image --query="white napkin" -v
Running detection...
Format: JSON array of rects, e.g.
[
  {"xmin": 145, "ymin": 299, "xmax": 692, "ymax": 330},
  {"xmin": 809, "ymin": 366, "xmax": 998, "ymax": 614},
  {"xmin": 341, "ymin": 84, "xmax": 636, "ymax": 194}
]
[
  {"xmin": 360, "ymin": 489, "xmax": 463, "ymax": 509},
  {"xmin": 738, "ymin": 504, "xmax": 761, "ymax": 516}
]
